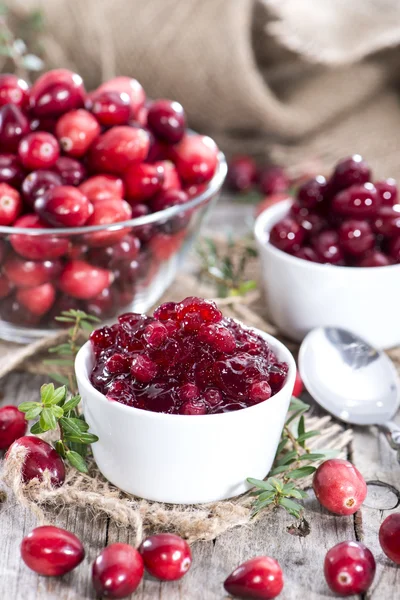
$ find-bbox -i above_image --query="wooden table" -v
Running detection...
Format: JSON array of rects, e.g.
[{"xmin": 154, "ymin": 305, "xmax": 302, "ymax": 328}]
[{"xmin": 1, "ymin": 197, "xmax": 399, "ymax": 599}]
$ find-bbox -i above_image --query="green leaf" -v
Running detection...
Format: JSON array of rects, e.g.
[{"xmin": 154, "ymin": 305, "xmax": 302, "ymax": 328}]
[
  {"xmin": 287, "ymin": 466, "xmax": 317, "ymax": 480},
  {"xmin": 52, "ymin": 405, "xmax": 64, "ymax": 419},
  {"xmin": 296, "ymin": 431, "xmax": 320, "ymax": 444},
  {"xmin": 298, "ymin": 453, "xmax": 328, "ymax": 462},
  {"xmin": 44, "ymin": 358, "xmax": 74, "ymax": 366},
  {"xmin": 66, "ymin": 450, "xmax": 88, "ymax": 473},
  {"xmin": 48, "ymin": 344, "xmax": 73, "ymax": 354},
  {"xmin": 81, "ymin": 320, "xmax": 95, "ymax": 332},
  {"xmin": 252, "ymin": 497, "xmax": 275, "ymax": 514},
  {"xmin": 298, "ymin": 415, "xmax": 305, "ymax": 443},
  {"xmin": 276, "ymin": 450, "xmax": 298, "ymax": 466},
  {"xmin": 269, "ymin": 478, "xmax": 283, "ymax": 492},
  {"xmin": 275, "ymin": 437, "xmax": 289, "ymax": 456},
  {"xmin": 48, "ymin": 373, "xmax": 70, "ymax": 386},
  {"xmin": 25, "ymin": 406, "xmax": 43, "ymax": 420},
  {"xmin": 68, "ymin": 441, "xmax": 87, "ymax": 458},
  {"xmin": 289, "ymin": 397, "xmax": 310, "ymax": 413},
  {"xmin": 45, "ymin": 385, "xmax": 67, "ymax": 406},
  {"xmin": 39, "ymin": 407, "xmax": 57, "ymax": 431},
  {"xmin": 257, "ymin": 491, "xmax": 276, "ymax": 502},
  {"xmin": 60, "ymin": 417, "xmax": 98, "ymax": 444},
  {"xmin": 54, "ymin": 440, "xmax": 66, "ymax": 458},
  {"xmin": 62, "ymin": 395, "xmax": 81, "ymax": 413},
  {"xmin": 61, "ymin": 417, "xmax": 89, "ymax": 432},
  {"xmin": 279, "ymin": 497, "xmax": 303, "ymax": 518},
  {"xmin": 30, "ymin": 421, "xmax": 44, "ymax": 434},
  {"xmin": 18, "ymin": 402, "xmax": 40, "ymax": 413},
  {"xmin": 247, "ymin": 478, "xmax": 274, "ymax": 492},
  {"xmin": 288, "ymin": 489, "xmax": 308, "ymax": 499},
  {"xmin": 40, "ymin": 383, "xmax": 55, "ymax": 404},
  {"xmin": 269, "ymin": 465, "xmax": 290, "ymax": 476}
]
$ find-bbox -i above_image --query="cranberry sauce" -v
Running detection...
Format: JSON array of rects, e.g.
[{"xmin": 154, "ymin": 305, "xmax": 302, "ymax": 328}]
[{"xmin": 89, "ymin": 297, "xmax": 288, "ymax": 415}]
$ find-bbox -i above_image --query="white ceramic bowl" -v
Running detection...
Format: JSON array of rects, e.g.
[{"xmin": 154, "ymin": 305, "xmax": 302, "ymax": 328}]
[
  {"xmin": 75, "ymin": 328, "xmax": 295, "ymax": 504},
  {"xmin": 254, "ymin": 200, "xmax": 400, "ymax": 349}
]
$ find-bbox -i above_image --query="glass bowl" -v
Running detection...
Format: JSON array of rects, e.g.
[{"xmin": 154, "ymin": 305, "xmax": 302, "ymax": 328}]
[{"xmin": 0, "ymin": 152, "xmax": 227, "ymax": 343}]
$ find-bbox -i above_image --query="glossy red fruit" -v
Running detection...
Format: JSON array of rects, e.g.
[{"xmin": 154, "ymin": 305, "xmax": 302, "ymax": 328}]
[
  {"xmin": 379, "ymin": 513, "xmax": 400, "ymax": 564},
  {"xmin": 389, "ymin": 235, "xmax": 400, "ymax": 262},
  {"xmin": 0, "ymin": 183, "xmax": 22, "ymax": 225},
  {"xmin": 17, "ymin": 283, "xmax": 56, "ymax": 316},
  {"xmin": 79, "ymin": 174, "xmax": 124, "ymax": 204},
  {"xmin": 373, "ymin": 205, "xmax": 400, "ymax": 237},
  {"xmin": 18, "ymin": 132, "xmax": 60, "ymax": 170},
  {"xmin": 89, "ymin": 126, "xmax": 150, "ymax": 175},
  {"xmin": 157, "ymin": 160, "xmax": 182, "ymax": 192},
  {"xmin": 332, "ymin": 183, "xmax": 380, "ymax": 218},
  {"xmin": 338, "ymin": 220, "xmax": 375, "ymax": 256},
  {"xmin": 172, "ymin": 134, "xmax": 218, "ymax": 184},
  {"xmin": 124, "ymin": 162, "xmax": 164, "ymax": 202},
  {"xmin": 84, "ymin": 287, "xmax": 116, "ymax": 319},
  {"xmin": 0, "ymin": 153, "xmax": 25, "ymax": 187},
  {"xmin": 35, "ymin": 186, "xmax": 93, "ymax": 227},
  {"xmin": 58, "ymin": 260, "xmax": 112, "ymax": 299},
  {"xmin": 269, "ymin": 216, "xmax": 304, "ymax": 252},
  {"xmin": 84, "ymin": 199, "xmax": 132, "ymax": 247},
  {"xmin": 375, "ymin": 178, "xmax": 398, "ymax": 206},
  {"xmin": 10, "ymin": 214, "xmax": 70, "ymax": 260},
  {"xmin": 292, "ymin": 246, "xmax": 320, "ymax": 263},
  {"xmin": 312, "ymin": 230, "xmax": 344, "ymax": 265},
  {"xmin": 358, "ymin": 250, "xmax": 393, "ymax": 267},
  {"xmin": 313, "ymin": 459, "xmax": 367, "ymax": 515},
  {"xmin": 21, "ymin": 170, "xmax": 62, "ymax": 207},
  {"xmin": 332, "ymin": 155, "xmax": 371, "ymax": 191},
  {"xmin": 97, "ymin": 76, "xmax": 146, "ymax": 119},
  {"xmin": 0, "ymin": 74, "xmax": 29, "ymax": 108},
  {"xmin": 147, "ymin": 99, "xmax": 186, "ymax": 144},
  {"xmin": 259, "ymin": 166, "xmax": 289, "ymax": 196},
  {"xmin": 4, "ymin": 255, "xmax": 61, "ymax": 288},
  {"xmin": 324, "ymin": 541, "xmax": 375, "ymax": 596},
  {"xmin": 53, "ymin": 156, "xmax": 86, "ymax": 186},
  {"xmin": 227, "ymin": 155, "xmax": 257, "ymax": 192},
  {"xmin": 55, "ymin": 109, "xmax": 100, "ymax": 157},
  {"xmin": 292, "ymin": 370, "xmax": 303, "ymax": 397},
  {"xmin": 0, "ymin": 405, "xmax": 27, "ymax": 449},
  {"xmin": 21, "ymin": 525, "xmax": 84, "ymax": 576},
  {"xmin": 86, "ymin": 89, "xmax": 131, "ymax": 126},
  {"xmin": 297, "ymin": 176, "xmax": 328, "ymax": 209},
  {"xmin": 88, "ymin": 234, "xmax": 140, "ymax": 267},
  {"xmin": 6, "ymin": 436, "xmax": 65, "ymax": 486},
  {"xmin": 29, "ymin": 69, "xmax": 85, "ymax": 117},
  {"xmin": 0, "ymin": 103, "xmax": 30, "ymax": 152},
  {"xmin": 92, "ymin": 543, "xmax": 144, "ymax": 599},
  {"xmin": 149, "ymin": 231, "xmax": 185, "ymax": 260},
  {"xmin": 0, "ymin": 274, "xmax": 13, "ymax": 299},
  {"xmin": 224, "ymin": 556, "xmax": 284, "ymax": 599},
  {"xmin": 139, "ymin": 534, "xmax": 192, "ymax": 581}
]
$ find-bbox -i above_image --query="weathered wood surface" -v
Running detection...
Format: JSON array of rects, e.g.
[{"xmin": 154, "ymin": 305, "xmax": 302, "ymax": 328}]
[{"xmin": 1, "ymin": 198, "xmax": 399, "ymax": 599}]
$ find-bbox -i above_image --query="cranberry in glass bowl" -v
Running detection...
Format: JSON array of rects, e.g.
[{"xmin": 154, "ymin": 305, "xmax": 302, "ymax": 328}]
[{"xmin": 75, "ymin": 300, "xmax": 296, "ymax": 503}]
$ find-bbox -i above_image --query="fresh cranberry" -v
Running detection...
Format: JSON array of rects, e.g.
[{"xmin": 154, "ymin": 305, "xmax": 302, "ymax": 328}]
[
  {"xmin": 84, "ymin": 287, "xmax": 116, "ymax": 319},
  {"xmin": 312, "ymin": 230, "xmax": 344, "ymax": 264},
  {"xmin": 0, "ymin": 183, "xmax": 22, "ymax": 225},
  {"xmin": 332, "ymin": 183, "xmax": 380, "ymax": 218},
  {"xmin": 379, "ymin": 513, "xmax": 400, "ymax": 564},
  {"xmin": 0, "ymin": 74, "xmax": 29, "ymax": 108},
  {"xmin": 0, "ymin": 104, "xmax": 30, "ymax": 152},
  {"xmin": 86, "ymin": 89, "xmax": 131, "ymax": 126},
  {"xmin": 324, "ymin": 541, "xmax": 375, "ymax": 596},
  {"xmin": 292, "ymin": 206, "xmax": 327, "ymax": 237},
  {"xmin": 0, "ymin": 405, "xmax": 27, "ymax": 449},
  {"xmin": 249, "ymin": 380, "xmax": 272, "ymax": 404},
  {"xmin": 184, "ymin": 182, "xmax": 207, "ymax": 198},
  {"xmin": 373, "ymin": 205, "xmax": 400, "ymax": 237},
  {"xmin": 389, "ymin": 235, "xmax": 400, "ymax": 262},
  {"xmin": 97, "ymin": 76, "xmax": 146, "ymax": 119},
  {"xmin": 35, "ymin": 185, "xmax": 93, "ymax": 227},
  {"xmin": 292, "ymin": 370, "xmax": 303, "ymax": 397},
  {"xmin": 358, "ymin": 250, "xmax": 393, "ymax": 267},
  {"xmin": 88, "ymin": 234, "xmax": 140, "ymax": 267},
  {"xmin": 55, "ymin": 108, "xmax": 100, "ymax": 157},
  {"xmin": 53, "ymin": 156, "xmax": 86, "ymax": 186},
  {"xmin": 158, "ymin": 160, "xmax": 182, "ymax": 191},
  {"xmin": 84, "ymin": 199, "xmax": 132, "ymax": 247},
  {"xmin": 124, "ymin": 162, "xmax": 164, "ymax": 202},
  {"xmin": 0, "ymin": 274, "xmax": 13, "ymax": 299},
  {"xmin": 297, "ymin": 176, "xmax": 328, "ymax": 209},
  {"xmin": 18, "ymin": 132, "xmax": 59, "ymax": 170},
  {"xmin": 16, "ymin": 283, "xmax": 56, "ymax": 316},
  {"xmin": 29, "ymin": 69, "xmax": 85, "ymax": 117},
  {"xmin": 6, "ymin": 436, "xmax": 65, "ymax": 486},
  {"xmin": 172, "ymin": 134, "xmax": 218, "ymax": 184},
  {"xmin": 0, "ymin": 296, "xmax": 40, "ymax": 327},
  {"xmin": 313, "ymin": 458, "xmax": 367, "ymax": 515},
  {"xmin": 292, "ymin": 246, "xmax": 320, "ymax": 262},
  {"xmin": 269, "ymin": 216, "xmax": 304, "ymax": 252},
  {"xmin": 375, "ymin": 178, "xmax": 398, "ymax": 206},
  {"xmin": 227, "ymin": 155, "xmax": 257, "ymax": 192},
  {"xmin": 79, "ymin": 174, "xmax": 124, "ymax": 203},
  {"xmin": 150, "ymin": 188, "xmax": 188, "ymax": 213},
  {"xmin": 21, "ymin": 170, "xmax": 62, "ymax": 207},
  {"xmin": 29, "ymin": 116, "xmax": 57, "ymax": 134},
  {"xmin": 10, "ymin": 214, "xmax": 70, "ymax": 260},
  {"xmin": 4, "ymin": 255, "xmax": 61, "ymax": 288},
  {"xmin": 0, "ymin": 153, "xmax": 25, "ymax": 187},
  {"xmin": 331, "ymin": 155, "xmax": 371, "ymax": 191},
  {"xmin": 139, "ymin": 533, "xmax": 192, "ymax": 581},
  {"xmin": 147, "ymin": 99, "xmax": 186, "ymax": 143},
  {"xmin": 21, "ymin": 525, "xmax": 84, "ymax": 576},
  {"xmin": 224, "ymin": 556, "xmax": 284, "ymax": 599},
  {"xmin": 259, "ymin": 166, "xmax": 289, "ymax": 195},
  {"xmin": 88, "ymin": 126, "xmax": 150, "ymax": 175},
  {"xmin": 92, "ymin": 543, "xmax": 144, "ymax": 599},
  {"xmin": 58, "ymin": 260, "xmax": 112, "ymax": 299},
  {"xmin": 338, "ymin": 220, "xmax": 375, "ymax": 256}
]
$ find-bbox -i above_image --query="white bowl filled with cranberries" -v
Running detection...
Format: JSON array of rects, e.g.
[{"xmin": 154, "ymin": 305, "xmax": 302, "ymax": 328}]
[
  {"xmin": 254, "ymin": 155, "xmax": 400, "ymax": 349},
  {"xmin": 0, "ymin": 70, "xmax": 226, "ymax": 343},
  {"xmin": 75, "ymin": 296, "xmax": 296, "ymax": 503}
]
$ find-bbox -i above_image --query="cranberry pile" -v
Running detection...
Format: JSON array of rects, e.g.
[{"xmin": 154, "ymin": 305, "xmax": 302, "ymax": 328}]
[
  {"xmin": 0, "ymin": 71, "xmax": 220, "ymax": 329},
  {"xmin": 268, "ymin": 155, "xmax": 400, "ymax": 267},
  {"xmin": 89, "ymin": 296, "xmax": 288, "ymax": 414}
]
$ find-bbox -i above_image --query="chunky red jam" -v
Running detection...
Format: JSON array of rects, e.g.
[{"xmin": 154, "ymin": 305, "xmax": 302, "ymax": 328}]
[{"xmin": 89, "ymin": 297, "xmax": 288, "ymax": 414}]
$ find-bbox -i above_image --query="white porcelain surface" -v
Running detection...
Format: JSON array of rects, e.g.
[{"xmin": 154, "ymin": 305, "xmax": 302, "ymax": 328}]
[
  {"xmin": 75, "ymin": 328, "xmax": 295, "ymax": 504},
  {"xmin": 254, "ymin": 200, "xmax": 400, "ymax": 350}
]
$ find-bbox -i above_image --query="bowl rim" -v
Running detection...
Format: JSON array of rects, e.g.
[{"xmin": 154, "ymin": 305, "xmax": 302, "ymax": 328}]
[
  {"xmin": 254, "ymin": 198, "xmax": 400, "ymax": 272},
  {"xmin": 75, "ymin": 324, "xmax": 296, "ymax": 423},
  {"xmin": 0, "ymin": 151, "xmax": 227, "ymax": 237}
]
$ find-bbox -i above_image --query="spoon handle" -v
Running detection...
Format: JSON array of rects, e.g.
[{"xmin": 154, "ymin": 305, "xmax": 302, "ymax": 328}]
[{"xmin": 379, "ymin": 422, "xmax": 400, "ymax": 461}]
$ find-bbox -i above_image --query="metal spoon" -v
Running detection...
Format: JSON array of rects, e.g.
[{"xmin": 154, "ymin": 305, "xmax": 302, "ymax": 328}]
[{"xmin": 298, "ymin": 327, "xmax": 400, "ymax": 461}]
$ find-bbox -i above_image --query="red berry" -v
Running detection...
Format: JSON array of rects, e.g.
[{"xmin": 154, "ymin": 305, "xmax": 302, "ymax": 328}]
[
  {"xmin": 375, "ymin": 178, "xmax": 398, "ymax": 206},
  {"xmin": 297, "ymin": 176, "xmax": 328, "ymax": 209},
  {"xmin": 55, "ymin": 109, "xmax": 100, "ymax": 157},
  {"xmin": 224, "ymin": 556, "xmax": 284, "ymax": 599},
  {"xmin": 97, "ymin": 76, "xmax": 145, "ymax": 119},
  {"xmin": 379, "ymin": 513, "xmax": 400, "ymax": 564},
  {"xmin": 292, "ymin": 369, "xmax": 303, "ymax": 397},
  {"xmin": 58, "ymin": 260, "xmax": 112, "ymax": 299},
  {"xmin": 84, "ymin": 199, "xmax": 132, "ymax": 247},
  {"xmin": 158, "ymin": 160, "xmax": 182, "ymax": 191},
  {"xmin": 259, "ymin": 166, "xmax": 289, "ymax": 195},
  {"xmin": 332, "ymin": 183, "xmax": 380, "ymax": 218},
  {"xmin": 389, "ymin": 235, "xmax": 400, "ymax": 262},
  {"xmin": 147, "ymin": 99, "xmax": 186, "ymax": 143},
  {"xmin": 53, "ymin": 156, "xmax": 86, "ymax": 186},
  {"xmin": 130, "ymin": 354, "xmax": 157, "ymax": 383},
  {"xmin": 172, "ymin": 134, "xmax": 218, "ymax": 184},
  {"xmin": 358, "ymin": 250, "xmax": 393, "ymax": 267},
  {"xmin": 18, "ymin": 132, "xmax": 60, "ymax": 170},
  {"xmin": 312, "ymin": 230, "xmax": 344, "ymax": 264},
  {"xmin": 4, "ymin": 255, "xmax": 61, "ymax": 288},
  {"xmin": 338, "ymin": 220, "xmax": 375, "ymax": 256},
  {"xmin": 373, "ymin": 205, "xmax": 400, "ymax": 237},
  {"xmin": 88, "ymin": 126, "xmax": 150, "ymax": 175},
  {"xmin": 124, "ymin": 162, "xmax": 164, "ymax": 202},
  {"xmin": 29, "ymin": 69, "xmax": 85, "ymax": 117},
  {"xmin": 0, "ymin": 103, "xmax": 30, "ymax": 152},
  {"xmin": 92, "ymin": 543, "xmax": 144, "ymax": 599},
  {"xmin": 313, "ymin": 458, "xmax": 367, "ymax": 515},
  {"xmin": 21, "ymin": 170, "xmax": 63, "ymax": 207},
  {"xmin": 198, "ymin": 323, "xmax": 236, "ymax": 353},
  {"xmin": 0, "ymin": 274, "xmax": 13, "ymax": 299},
  {"xmin": 324, "ymin": 541, "xmax": 375, "ymax": 596},
  {"xmin": 35, "ymin": 185, "xmax": 93, "ymax": 227},
  {"xmin": 249, "ymin": 380, "xmax": 272, "ymax": 404},
  {"xmin": 332, "ymin": 155, "xmax": 371, "ymax": 191},
  {"xmin": 79, "ymin": 174, "xmax": 124, "ymax": 203},
  {"xmin": 10, "ymin": 214, "xmax": 70, "ymax": 260},
  {"xmin": 88, "ymin": 234, "xmax": 140, "ymax": 268},
  {"xmin": 139, "ymin": 533, "xmax": 192, "ymax": 581},
  {"xmin": 86, "ymin": 89, "xmax": 131, "ymax": 126},
  {"xmin": 269, "ymin": 216, "xmax": 305, "ymax": 252},
  {"xmin": 0, "ymin": 183, "xmax": 22, "ymax": 225},
  {"xmin": 0, "ymin": 405, "xmax": 27, "ymax": 449},
  {"xmin": 0, "ymin": 153, "xmax": 25, "ymax": 187},
  {"xmin": 6, "ymin": 436, "xmax": 65, "ymax": 486},
  {"xmin": 84, "ymin": 287, "xmax": 116, "ymax": 320},
  {"xmin": 292, "ymin": 246, "xmax": 320, "ymax": 262},
  {"xmin": 227, "ymin": 155, "xmax": 257, "ymax": 192},
  {"xmin": 0, "ymin": 74, "xmax": 29, "ymax": 108},
  {"xmin": 21, "ymin": 525, "xmax": 84, "ymax": 576},
  {"xmin": 16, "ymin": 283, "xmax": 56, "ymax": 316}
]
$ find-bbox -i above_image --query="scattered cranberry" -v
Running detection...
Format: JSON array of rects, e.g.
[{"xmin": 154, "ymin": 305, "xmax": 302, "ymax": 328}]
[
  {"xmin": 21, "ymin": 525, "xmax": 84, "ymax": 576},
  {"xmin": 139, "ymin": 533, "xmax": 192, "ymax": 580},
  {"xmin": 331, "ymin": 155, "xmax": 371, "ymax": 191},
  {"xmin": 379, "ymin": 513, "xmax": 400, "ymax": 564},
  {"xmin": 58, "ymin": 260, "xmax": 112, "ymax": 299},
  {"xmin": 0, "ymin": 183, "xmax": 22, "ymax": 225},
  {"xmin": 227, "ymin": 155, "xmax": 257, "ymax": 192},
  {"xmin": 338, "ymin": 220, "xmax": 375, "ymax": 256},
  {"xmin": 0, "ymin": 405, "xmax": 27, "ymax": 449},
  {"xmin": 6, "ymin": 436, "xmax": 65, "ymax": 486},
  {"xmin": 269, "ymin": 217, "xmax": 304, "ymax": 252},
  {"xmin": 55, "ymin": 109, "xmax": 100, "ymax": 157},
  {"xmin": 17, "ymin": 283, "xmax": 56, "ymax": 316},
  {"xmin": 313, "ymin": 458, "xmax": 367, "ymax": 515},
  {"xmin": 18, "ymin": 132, "xmax": 60, "ymax": 170},
  {"xmin": 172, "ymin": 134, "xmax": 218, "ymax": 184},
  {"xmin": 292, "ymin": 369, "xmax": 303, "ymax": 397},
  {"xmin": 0, "ymin": 74, "xmax": 29, "ymax": 108},
  {"xmin": 79, "ymin": 174, "xmax": 124, "ymax": 203},
  {"xmin": 0, "ymin": 153, "xmax": 25, "ymax": 187},
  {"xmin": 124, "ymin": 162, "xmax": 164, "ymax": 201},
  {"xmin": 92, "ymin": 543, "xmax": 144, "ymax": 599},
  {"xmin": 88, "ymin": 126, "xmax": 150, "ymax": 175},
  {"xmin": 21, "ymin": 170, "xmax": 63, "ymax": 207},
  {"xmin": 35, "ymin": 186, "xmax": 93, "ymax": 227},
  {"xmin": 259, "ymin": 166, "xmax": 289, "ymax": 195},
  {"xmin": 10, "ymin": 214, "xmax": 70, "ymax": 260},
  {"xmin": 147, "ymin": 99, "xmax": 186, "ymax": 144},
  {"xmin": 324, "ymin": 541, "xmax": 375, "ymax": 596},
  {"xmin": 29, "ymin": 68, "xmax": 85, "ymax": 117},
  {"xmin": 53, "ymin": 156, "xmax": 86, "ymax": 186},
  {"xmin": 86, "ymin": 89, "xmax": 131, "ymax": 127},
  {"xmin": 0, "ymin": 103, "xmax": 30, "ymax": 152},
  {"xmin": 224, "ymin": 556, "xmax": 284, "ymax": 599}
]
